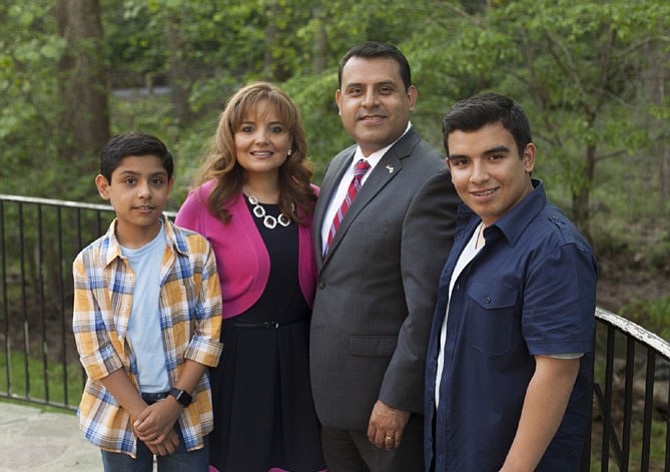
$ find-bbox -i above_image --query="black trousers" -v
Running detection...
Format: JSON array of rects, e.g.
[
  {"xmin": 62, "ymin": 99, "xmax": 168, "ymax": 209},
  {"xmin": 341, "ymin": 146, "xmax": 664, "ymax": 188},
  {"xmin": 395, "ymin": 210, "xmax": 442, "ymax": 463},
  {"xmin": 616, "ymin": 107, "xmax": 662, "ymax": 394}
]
[{"xmin": 320, "ymin": 414, "xmax": 424, "ymax": 472}]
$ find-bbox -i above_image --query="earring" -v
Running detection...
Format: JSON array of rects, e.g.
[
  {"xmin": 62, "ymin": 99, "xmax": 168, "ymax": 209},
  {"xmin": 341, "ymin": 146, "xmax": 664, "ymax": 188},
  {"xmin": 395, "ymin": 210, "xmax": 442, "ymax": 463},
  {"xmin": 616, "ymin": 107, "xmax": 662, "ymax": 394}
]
[{"xmin": 287, "ymin": 149, "xmax": 293, "ymax": 157}]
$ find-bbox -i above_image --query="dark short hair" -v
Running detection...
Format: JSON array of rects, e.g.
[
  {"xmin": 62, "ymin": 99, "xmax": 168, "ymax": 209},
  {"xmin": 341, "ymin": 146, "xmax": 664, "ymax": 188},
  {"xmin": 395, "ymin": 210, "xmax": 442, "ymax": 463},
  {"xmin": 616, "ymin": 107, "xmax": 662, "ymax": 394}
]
[
  {"xmin": 338, "ymin": 41, "xmax": 412, "ymax": 91},
  {"xmin": 99, "ymin": 131, "xmax": 174, "ymax": 181},
  {"xmin": 442, "ymin": 93, "xmax": 532, "ymax": 157}
]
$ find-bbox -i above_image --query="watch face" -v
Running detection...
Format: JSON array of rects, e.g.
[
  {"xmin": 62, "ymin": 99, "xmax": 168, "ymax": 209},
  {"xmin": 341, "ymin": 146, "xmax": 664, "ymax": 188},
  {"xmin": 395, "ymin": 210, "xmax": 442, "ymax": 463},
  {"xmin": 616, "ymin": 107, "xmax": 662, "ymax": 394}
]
[{"xmin": 170, "ymin": 388, "xmax": 192, "ymax": 407}]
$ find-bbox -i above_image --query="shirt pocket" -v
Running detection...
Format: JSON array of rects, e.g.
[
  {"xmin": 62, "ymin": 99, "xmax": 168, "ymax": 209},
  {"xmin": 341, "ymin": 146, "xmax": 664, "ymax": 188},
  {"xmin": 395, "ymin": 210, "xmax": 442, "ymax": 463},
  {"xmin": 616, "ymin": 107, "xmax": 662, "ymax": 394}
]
[{"xmin": 465, "ymin": 281, "xmax": 518, "ymax": 356}]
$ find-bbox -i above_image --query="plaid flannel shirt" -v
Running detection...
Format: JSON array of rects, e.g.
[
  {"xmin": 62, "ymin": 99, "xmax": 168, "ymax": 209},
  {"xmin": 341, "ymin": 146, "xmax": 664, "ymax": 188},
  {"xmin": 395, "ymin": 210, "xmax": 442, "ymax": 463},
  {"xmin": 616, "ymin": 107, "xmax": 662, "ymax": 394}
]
[{"xmin": 72, "ymin": 216, "xmax": 223, "ymax": 457}]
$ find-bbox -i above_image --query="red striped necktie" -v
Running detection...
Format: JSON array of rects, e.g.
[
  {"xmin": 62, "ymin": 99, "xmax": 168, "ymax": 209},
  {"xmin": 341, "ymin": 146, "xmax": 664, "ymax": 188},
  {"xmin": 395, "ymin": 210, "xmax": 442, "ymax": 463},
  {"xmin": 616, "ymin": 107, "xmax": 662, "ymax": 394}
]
[{"xmin": 324, "ymin": 159, "xmax": 371, "ymax": 256}]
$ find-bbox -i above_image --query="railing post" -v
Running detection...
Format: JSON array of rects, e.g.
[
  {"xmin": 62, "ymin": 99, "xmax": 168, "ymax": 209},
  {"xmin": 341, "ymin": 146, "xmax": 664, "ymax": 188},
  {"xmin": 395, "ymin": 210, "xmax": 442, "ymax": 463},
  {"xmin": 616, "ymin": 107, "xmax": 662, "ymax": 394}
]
[
  {"xmin": 18, "ymin": 203, "xmax": 30, "ymax": 398},
  {"xmin": 582, "ymin": 327, "xmax": 597, "ymax": 472},
  {"xmin": 57, "ymin": 206, "xmax": 68, "ymax": 406},
  {"xmin": 621, "ymin": 336, "xmax": 635, "ymax": 470},
  {"xmin": 666, "ymin": 376, "xmax": 670, "ymax": 472},
  {"xmin": 601, "ymin": 325, "xmax": 615, "ymax": 471},
  {"xmin": 0, "ymin": 200, "xmax": 10, "ymax": 397},
  {"xmin": 38, "ymin": 204, "xmax": 50, "ymax": 403},
  {"xmin": 641, "ymin": 349, "xmax": 656, "ymax": 471}
]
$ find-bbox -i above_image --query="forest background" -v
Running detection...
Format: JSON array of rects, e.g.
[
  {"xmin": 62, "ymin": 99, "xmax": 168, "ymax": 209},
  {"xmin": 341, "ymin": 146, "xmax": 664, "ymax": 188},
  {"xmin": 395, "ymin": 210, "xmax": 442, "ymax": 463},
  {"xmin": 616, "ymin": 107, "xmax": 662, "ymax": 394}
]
[{"xmin": 1, "ymin": 0, "xmax": 669, "ymax": 337}]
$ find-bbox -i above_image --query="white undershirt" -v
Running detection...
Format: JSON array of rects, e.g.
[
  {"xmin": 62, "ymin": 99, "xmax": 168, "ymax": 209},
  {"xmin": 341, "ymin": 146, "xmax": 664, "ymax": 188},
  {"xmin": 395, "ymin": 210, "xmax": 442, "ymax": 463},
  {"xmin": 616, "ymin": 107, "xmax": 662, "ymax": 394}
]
[{"xmin": 435, "ymin": 222, "xmax": 483, "ymax": 408}]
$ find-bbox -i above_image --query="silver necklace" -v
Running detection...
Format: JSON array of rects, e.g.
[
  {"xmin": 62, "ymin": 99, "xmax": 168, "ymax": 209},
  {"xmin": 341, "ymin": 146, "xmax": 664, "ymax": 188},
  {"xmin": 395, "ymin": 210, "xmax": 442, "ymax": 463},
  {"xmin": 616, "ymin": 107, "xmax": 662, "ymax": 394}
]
[{"xmin": 247, "ymin": 195, "xmax": 292, "ymax": 230}]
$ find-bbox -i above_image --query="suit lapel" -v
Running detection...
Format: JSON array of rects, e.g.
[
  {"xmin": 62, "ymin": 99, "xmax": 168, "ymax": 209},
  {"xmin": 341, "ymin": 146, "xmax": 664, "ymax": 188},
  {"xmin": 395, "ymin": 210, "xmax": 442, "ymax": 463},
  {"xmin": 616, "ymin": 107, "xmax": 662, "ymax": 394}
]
[
  {"xmin": 314, "ymin": 148, "xmax": 355, "ymax": 268},
  {"xmin": 322, "ymin": 130, "xmax": 420, "ymax": 264}
]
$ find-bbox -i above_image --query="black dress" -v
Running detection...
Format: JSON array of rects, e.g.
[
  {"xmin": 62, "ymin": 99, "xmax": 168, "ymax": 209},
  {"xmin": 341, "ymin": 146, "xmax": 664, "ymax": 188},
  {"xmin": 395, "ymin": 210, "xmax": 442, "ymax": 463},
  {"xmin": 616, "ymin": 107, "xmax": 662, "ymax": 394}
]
[{"xmin": 209, "ymin": 200, "xmax": 325, "ymax": 472}]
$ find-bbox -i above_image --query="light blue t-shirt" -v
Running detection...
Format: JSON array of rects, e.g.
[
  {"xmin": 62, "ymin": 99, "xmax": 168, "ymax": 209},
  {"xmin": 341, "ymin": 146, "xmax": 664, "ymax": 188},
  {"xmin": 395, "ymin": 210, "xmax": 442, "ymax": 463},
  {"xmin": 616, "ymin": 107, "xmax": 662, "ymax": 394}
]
[{"xmin": 121, "ymin": 221, "xmax": 170, "ymax": 393}]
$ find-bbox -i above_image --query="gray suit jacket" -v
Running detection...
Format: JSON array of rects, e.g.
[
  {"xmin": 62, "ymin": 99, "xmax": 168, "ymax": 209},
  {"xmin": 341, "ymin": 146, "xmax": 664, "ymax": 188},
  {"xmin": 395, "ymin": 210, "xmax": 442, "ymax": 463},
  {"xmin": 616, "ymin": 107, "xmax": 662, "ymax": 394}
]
[{"xmin": 310, "ymin": 128, "xmax": 460, "ymax": 430}]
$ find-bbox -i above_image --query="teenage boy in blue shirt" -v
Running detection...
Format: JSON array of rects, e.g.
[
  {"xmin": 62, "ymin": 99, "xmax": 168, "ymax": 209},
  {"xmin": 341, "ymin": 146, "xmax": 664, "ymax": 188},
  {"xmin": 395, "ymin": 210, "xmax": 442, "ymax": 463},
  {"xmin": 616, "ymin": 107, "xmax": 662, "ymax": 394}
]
[
  {"xmin": 424, "ymin": 93, "xmax": 598, "ymax": 471},
  {"xmin": 73, "ymin": 131, "xmax": 223, "ymax": 471}
]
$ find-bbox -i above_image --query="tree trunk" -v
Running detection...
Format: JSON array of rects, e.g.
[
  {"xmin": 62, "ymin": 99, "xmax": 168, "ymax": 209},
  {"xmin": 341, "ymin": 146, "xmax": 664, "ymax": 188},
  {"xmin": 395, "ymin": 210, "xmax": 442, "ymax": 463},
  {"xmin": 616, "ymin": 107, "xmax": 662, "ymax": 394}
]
[
  {"xmin": 572, "ymin": 142, "xmax": 596, "ymax": 241},
  {"xmin": 165, "ymin": 13, "xmax": 193, "ymax": 126},
  {"xmin": 312, "ymin": 6, "xmax": 328, "ymax": 75},
  {"xmin": 662, "ymin": 155, "xmax": 670, "ymax": 208},
  {"xmin": 653, "ymin": 57, "xmax": 670, "ymax": 217},
  {"xmin": 264, "ymin": 1, "xmax": 291, "ymax": 82},
  {"xmin": 641, "ymin": 34, "xmax": 670, "ymax": 227},
  {"xmin": 572, "ymin": 187, "xmax": 589, "ymax": 239},
  {"xmin": 56, "ymin": 0, "xmax": 110, "ymax": 182}
]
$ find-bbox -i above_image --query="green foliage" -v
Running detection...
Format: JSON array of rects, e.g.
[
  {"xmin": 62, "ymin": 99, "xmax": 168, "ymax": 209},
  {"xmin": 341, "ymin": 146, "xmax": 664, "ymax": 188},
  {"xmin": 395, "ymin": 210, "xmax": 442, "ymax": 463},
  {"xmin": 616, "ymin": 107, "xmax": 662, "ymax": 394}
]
[
  {"xmin": 284, "ymin": 71, "xmax": 347, "ymax": 182},
  {"xmin": 1, "ymin": 0, "xmax": 669, "ymax": 273},
  {"xmin": 102, "ymin": 0, "xmax": 167, "ymax": 86},
  {"xmin": 648, "ymin": 231, "xmax": 670, "ymax": 275},
  {"xmin": 0, "ymin": 0, "xmax": 67, "ymax": 197},
  {"xmin": 621, "ymin": 292, "xmax": 670, "ymax": 340},
  {"xmin": 417, "ymin": 0, "xmax": 670, "ymax": 235}
]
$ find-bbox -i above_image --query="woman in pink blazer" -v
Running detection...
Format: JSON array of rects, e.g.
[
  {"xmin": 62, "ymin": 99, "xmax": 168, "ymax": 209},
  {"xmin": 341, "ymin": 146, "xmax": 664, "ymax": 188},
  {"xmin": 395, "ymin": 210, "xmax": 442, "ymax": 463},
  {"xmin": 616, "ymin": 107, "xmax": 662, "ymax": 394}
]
[{"xmin": 176, "ymin": 82, "xmax": 324, "ymax": 472}]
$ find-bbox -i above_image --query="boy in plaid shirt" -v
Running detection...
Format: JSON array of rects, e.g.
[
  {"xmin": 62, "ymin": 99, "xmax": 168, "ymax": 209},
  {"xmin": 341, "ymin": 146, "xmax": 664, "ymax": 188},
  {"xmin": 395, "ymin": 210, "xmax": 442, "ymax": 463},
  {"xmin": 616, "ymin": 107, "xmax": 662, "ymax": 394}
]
[{"xmin": 73, "ymin": 132, "xmax": 222, "ymax": 471}]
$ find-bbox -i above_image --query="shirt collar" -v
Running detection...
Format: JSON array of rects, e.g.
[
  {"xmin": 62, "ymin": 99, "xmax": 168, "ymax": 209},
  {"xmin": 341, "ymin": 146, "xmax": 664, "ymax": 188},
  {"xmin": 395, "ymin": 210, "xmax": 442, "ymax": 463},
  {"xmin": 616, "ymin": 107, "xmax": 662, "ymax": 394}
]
[
  {"xmin": 352, "ymin": 122, "xmax": 412, "ymax": 168},
  {"xmin": 100, "ymin": 214, "xmax": 183, "ymax": 267},
  {"xmin": 458, "ymin": 178, "xmax": 547, "ymax": 246},
  {"xmin": 494, "ymin": 179, "xmax": 547, "ymax": 245}
]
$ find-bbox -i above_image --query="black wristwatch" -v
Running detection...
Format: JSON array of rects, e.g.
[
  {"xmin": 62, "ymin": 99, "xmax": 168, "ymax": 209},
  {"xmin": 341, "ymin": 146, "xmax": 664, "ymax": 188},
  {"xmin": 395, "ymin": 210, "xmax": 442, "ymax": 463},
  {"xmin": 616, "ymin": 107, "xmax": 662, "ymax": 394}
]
[{"xmin": 168, "ymin": 388, "xmax": 193, "ymax": 407}]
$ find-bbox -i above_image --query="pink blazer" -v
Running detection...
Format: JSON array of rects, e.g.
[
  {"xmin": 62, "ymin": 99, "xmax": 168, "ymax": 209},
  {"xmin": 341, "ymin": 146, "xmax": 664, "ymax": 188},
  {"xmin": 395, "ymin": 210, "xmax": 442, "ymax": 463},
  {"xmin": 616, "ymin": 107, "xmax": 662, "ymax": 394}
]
[{"xmin": 175, "ymin": 180, "xmax": 317, "ymax": 319}]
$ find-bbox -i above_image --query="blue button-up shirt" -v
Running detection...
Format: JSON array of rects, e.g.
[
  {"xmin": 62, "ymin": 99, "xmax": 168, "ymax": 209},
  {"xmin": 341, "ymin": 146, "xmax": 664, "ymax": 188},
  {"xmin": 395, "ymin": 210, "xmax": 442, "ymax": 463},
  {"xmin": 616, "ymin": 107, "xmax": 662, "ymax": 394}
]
[{"xmin": 424, "ymin": 180, "xmax": 597, "ymax": 471}]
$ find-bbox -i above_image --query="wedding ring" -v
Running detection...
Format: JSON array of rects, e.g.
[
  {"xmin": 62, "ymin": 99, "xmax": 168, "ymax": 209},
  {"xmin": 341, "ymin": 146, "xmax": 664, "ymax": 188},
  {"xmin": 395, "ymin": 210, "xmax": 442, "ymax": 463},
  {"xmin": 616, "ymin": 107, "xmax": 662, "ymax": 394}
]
[{"xmin": 385, "ymin": 435, "xmax": 394, "ymax": 440}]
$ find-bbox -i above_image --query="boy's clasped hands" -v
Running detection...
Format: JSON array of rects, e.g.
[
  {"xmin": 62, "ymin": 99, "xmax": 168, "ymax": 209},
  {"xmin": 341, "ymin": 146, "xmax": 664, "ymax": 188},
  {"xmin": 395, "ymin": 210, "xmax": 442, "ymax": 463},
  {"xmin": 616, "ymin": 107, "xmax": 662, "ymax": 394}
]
[{"xmin": 133, "ymin": 398, "xmax": 182, "ymax": 455}]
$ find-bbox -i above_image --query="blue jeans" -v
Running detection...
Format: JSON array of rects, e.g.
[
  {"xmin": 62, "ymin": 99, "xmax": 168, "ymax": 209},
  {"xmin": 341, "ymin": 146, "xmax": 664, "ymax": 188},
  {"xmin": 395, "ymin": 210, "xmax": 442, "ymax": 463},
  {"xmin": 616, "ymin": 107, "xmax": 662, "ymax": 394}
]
[{"xmin": 101, "ymin": 429, "xmax": 209, "ymax": 472}]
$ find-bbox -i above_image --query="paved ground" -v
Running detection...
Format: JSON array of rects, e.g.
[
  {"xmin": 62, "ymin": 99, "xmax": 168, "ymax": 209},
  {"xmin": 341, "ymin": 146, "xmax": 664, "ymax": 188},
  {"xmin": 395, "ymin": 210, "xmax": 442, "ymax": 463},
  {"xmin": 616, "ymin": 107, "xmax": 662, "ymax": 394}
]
[{"xmin": 0, "ymin": 402, "xmax": 100, "ymax": 471}]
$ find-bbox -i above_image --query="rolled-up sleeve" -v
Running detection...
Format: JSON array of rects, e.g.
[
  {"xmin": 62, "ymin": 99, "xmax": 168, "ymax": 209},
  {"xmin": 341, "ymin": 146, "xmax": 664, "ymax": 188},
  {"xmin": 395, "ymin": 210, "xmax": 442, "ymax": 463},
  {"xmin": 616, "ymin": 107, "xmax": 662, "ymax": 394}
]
[
  {"xmin": 72, "ymin": 255, "xmax": 124, "ymax": 380},
  {"xmin": 185, "ymin": 239, "xmax": 223, "ymax": 367}
]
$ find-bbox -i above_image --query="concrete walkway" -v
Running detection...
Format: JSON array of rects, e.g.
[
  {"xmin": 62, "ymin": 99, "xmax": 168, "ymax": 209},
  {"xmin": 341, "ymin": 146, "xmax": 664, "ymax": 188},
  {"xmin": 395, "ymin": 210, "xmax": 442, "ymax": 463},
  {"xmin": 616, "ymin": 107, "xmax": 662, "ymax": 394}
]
[{"xmin": 0, "ymin": 402, "xmax": 100, "ymax": 471}]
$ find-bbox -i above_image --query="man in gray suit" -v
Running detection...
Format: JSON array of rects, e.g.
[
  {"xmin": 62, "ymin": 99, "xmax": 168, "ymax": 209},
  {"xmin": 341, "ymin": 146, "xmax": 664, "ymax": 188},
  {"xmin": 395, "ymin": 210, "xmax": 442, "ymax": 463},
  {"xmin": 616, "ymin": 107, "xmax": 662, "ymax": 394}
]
[{"xmin": 310, "ymin": 42, "xmax": 460, "ymax": 472}]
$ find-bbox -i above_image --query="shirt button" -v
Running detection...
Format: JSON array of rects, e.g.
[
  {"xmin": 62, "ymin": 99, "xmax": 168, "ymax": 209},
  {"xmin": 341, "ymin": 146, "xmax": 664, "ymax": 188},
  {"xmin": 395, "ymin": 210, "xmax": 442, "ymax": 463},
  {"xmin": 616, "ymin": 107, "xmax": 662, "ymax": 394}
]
[
  {"xmin": 485, "ymin": 296, "xmax": 491, "ymax": 304},
  {"xmin": 318, "ymin": 282, "xmax": 326, "ymax": 289}
]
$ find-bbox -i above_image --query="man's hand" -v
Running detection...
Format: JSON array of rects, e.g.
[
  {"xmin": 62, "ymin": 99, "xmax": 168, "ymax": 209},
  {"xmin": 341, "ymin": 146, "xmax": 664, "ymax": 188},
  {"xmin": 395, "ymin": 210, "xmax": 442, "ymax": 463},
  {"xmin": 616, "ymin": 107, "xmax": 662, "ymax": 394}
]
[{"xmin": 367, "ymin": 399, "xmax": 411, "ymax": 450}]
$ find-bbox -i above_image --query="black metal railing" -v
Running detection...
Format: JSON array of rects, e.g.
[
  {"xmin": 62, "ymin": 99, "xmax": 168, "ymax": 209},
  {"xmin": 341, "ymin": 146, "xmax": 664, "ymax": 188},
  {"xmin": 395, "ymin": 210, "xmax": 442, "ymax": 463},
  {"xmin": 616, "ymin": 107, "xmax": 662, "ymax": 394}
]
[
  {"xmin": 1, "ymin": 194, "xmax": 115, "ymax": 409},
  {"xmin": 587, "ymin": 307, "xmax": 670, "ymax": 471},
  {"xmin": 0, "ymin": 193, "xmax": 174, "ymax": 410},
  {"xmin": 1, "ymin": 194, "xmax": 669, "ymax": 470}
]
